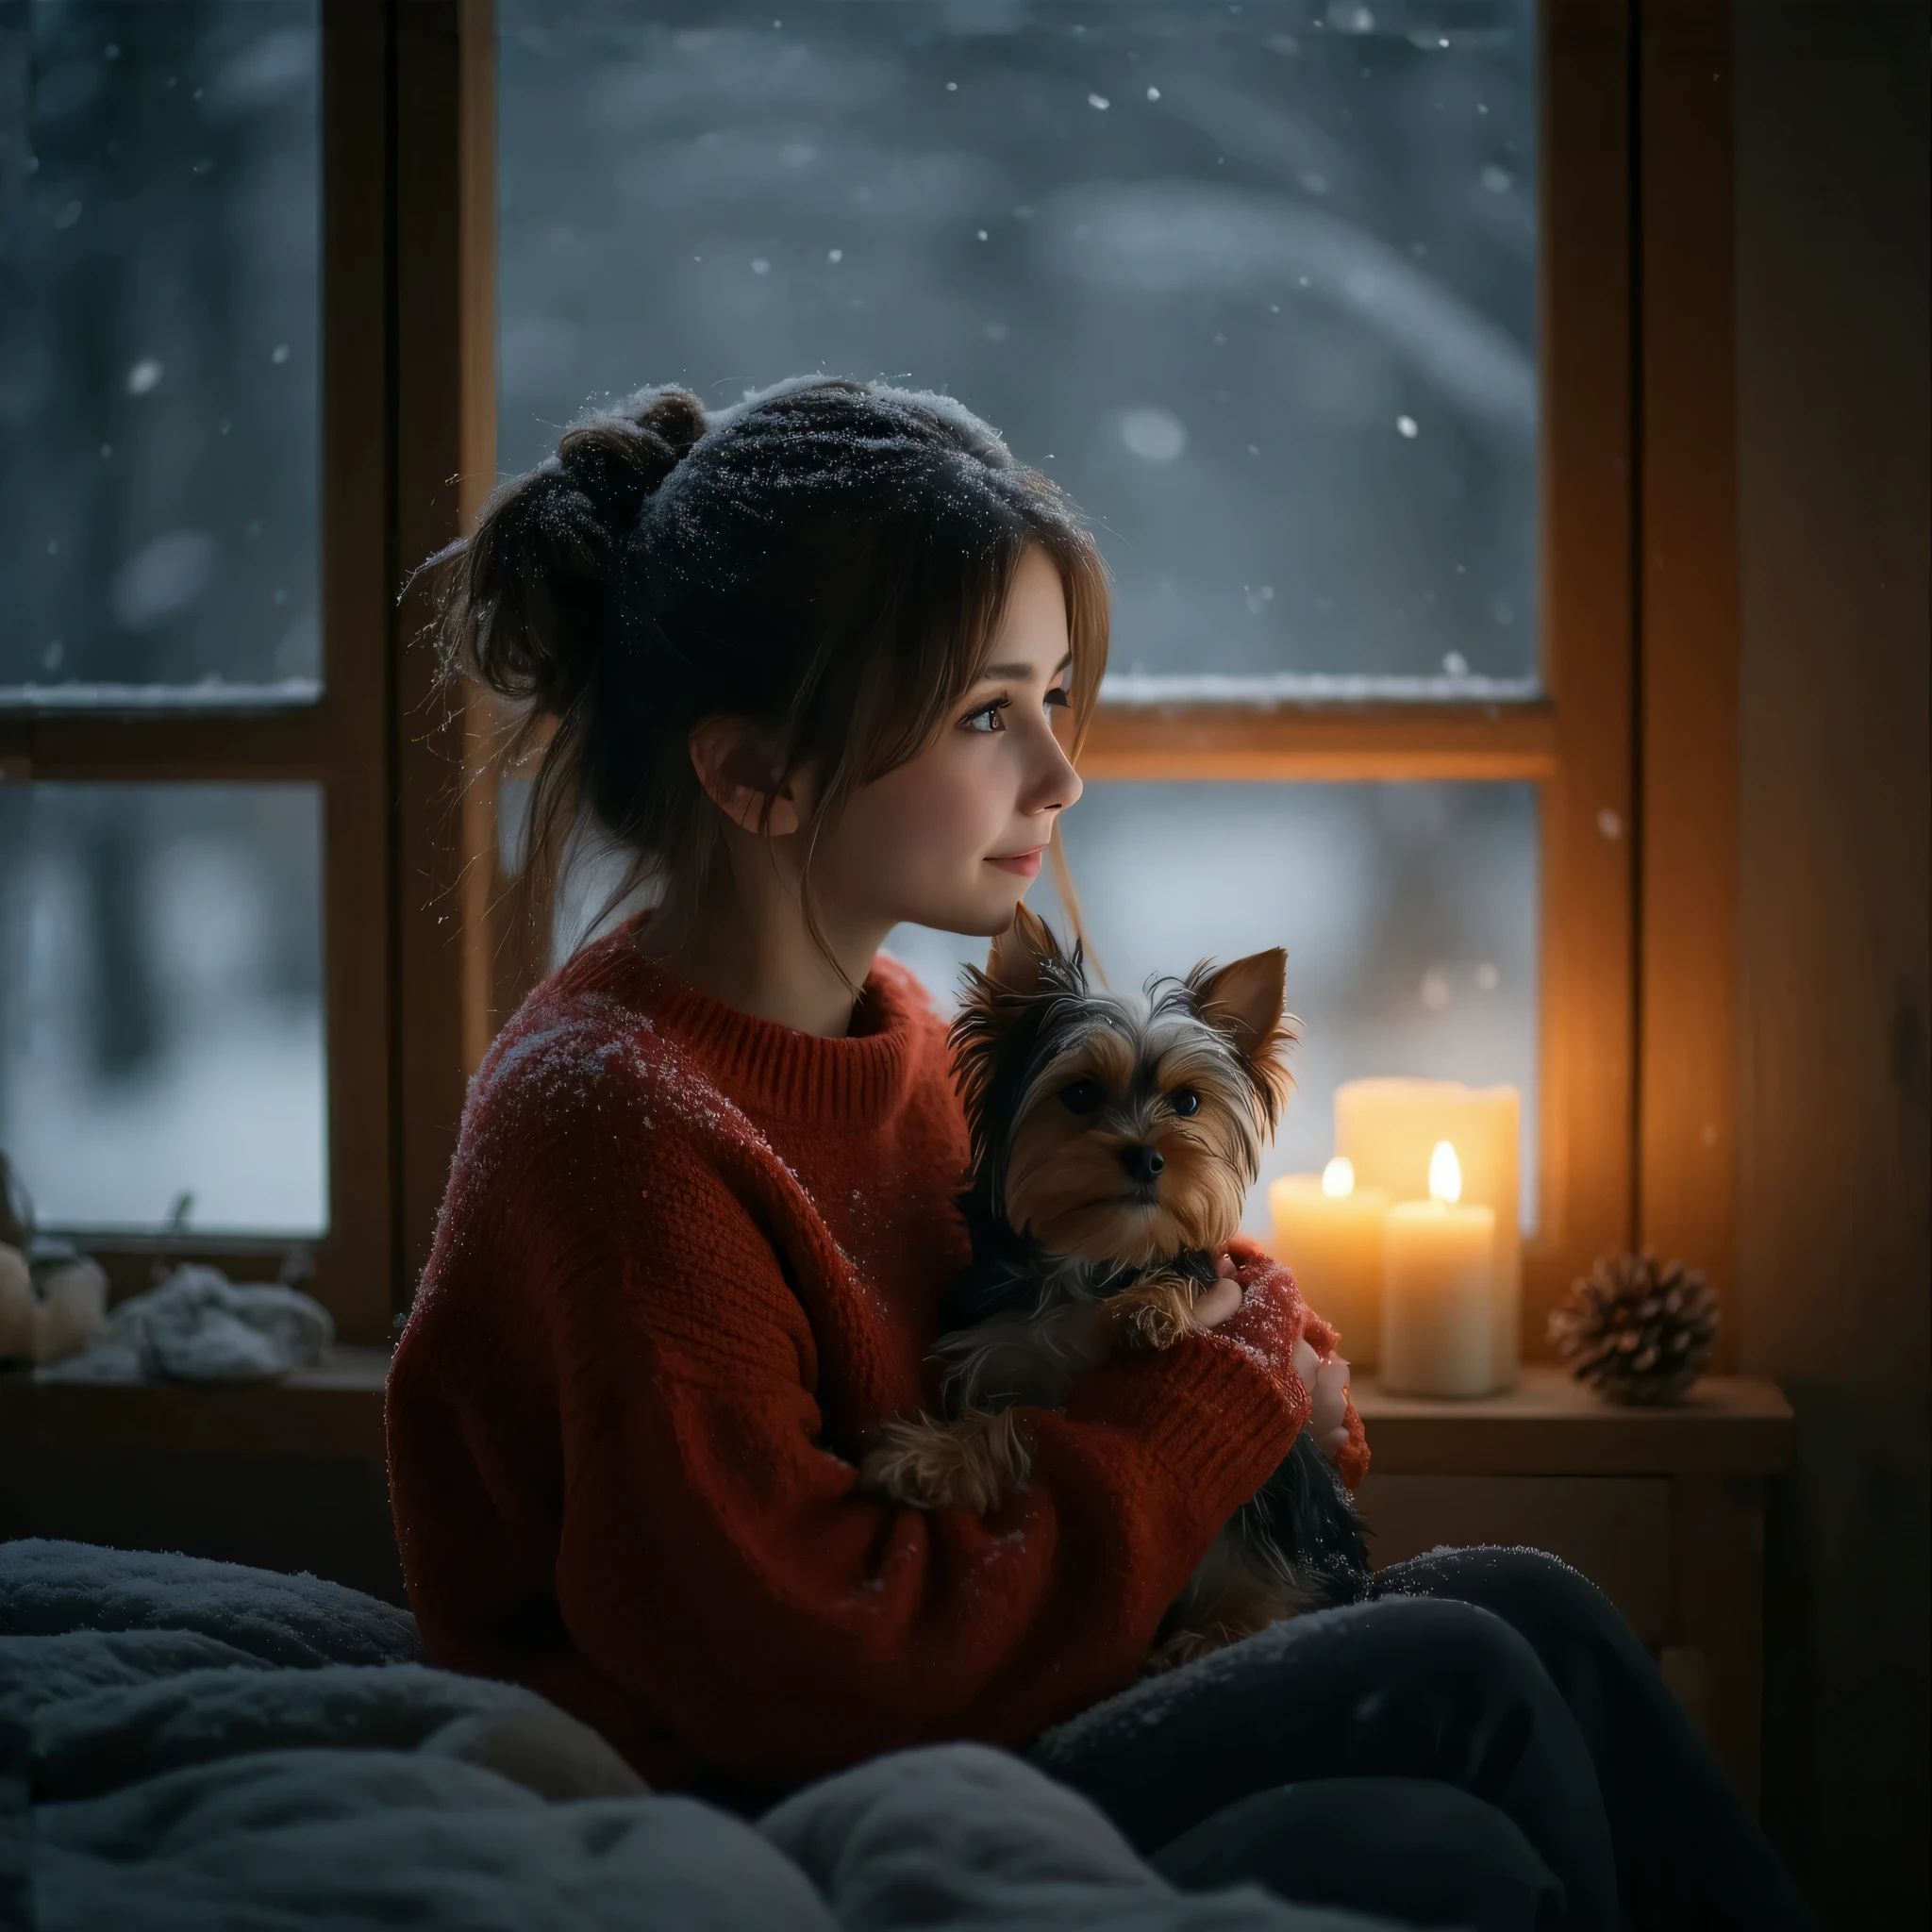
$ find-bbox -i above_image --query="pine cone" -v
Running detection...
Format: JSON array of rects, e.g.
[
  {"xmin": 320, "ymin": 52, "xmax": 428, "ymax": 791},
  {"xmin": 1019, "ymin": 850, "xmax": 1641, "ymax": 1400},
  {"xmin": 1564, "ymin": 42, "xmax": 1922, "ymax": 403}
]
[{"xmin": 1547, "ymin": 1250, "xmax": 1719, "ymax": 1405}]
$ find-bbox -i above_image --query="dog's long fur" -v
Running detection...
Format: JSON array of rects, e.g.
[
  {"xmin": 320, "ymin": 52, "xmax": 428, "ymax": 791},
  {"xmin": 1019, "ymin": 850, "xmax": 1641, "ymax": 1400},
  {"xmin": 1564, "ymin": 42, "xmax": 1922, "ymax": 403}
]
[{"xmin": 859, "ymin": 907, "xmax": 1370, "ymax": 1668}]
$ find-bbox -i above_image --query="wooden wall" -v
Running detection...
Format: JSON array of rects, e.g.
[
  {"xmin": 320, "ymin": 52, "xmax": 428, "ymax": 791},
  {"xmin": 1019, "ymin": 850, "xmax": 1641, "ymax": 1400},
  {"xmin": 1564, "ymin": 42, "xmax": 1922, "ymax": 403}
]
[{"xmin": 1731, "ymin": 4, "xmax": 1930, "ymax": 1923}]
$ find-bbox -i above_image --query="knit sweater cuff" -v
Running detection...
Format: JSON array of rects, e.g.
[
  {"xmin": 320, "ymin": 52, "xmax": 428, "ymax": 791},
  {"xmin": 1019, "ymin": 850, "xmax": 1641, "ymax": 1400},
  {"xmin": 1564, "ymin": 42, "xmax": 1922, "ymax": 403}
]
[{"xmin": 1063, "ymin": 1329, "xmax": 1307, "ymax": 1526}]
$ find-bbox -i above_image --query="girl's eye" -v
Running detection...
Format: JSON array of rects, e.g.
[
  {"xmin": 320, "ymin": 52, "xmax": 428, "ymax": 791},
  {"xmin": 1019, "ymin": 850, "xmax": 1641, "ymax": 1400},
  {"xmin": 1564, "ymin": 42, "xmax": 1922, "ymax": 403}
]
[
  {"xmin": 1058, "ymin": 1077, "xmax": 1104, "ymax": 1115},
  {"xmin": 1168, "ymin": 1089, "xmax": 1201, "ymax": 1118},
  {"xmin": 962, "ymin": 698, "xmax": 1008, "ymax": 734},
  {"xmin": 1045, "ymin": 684, "xmax": 1072, "ymax": 713}
]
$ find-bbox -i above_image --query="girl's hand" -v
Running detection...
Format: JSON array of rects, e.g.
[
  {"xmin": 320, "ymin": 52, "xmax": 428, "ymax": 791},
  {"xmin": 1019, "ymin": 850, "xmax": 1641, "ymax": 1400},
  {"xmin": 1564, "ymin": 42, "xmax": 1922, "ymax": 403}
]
[
  {"xmin": 1206, "ymin": 1242, "xmax": 1358, "ymax": 1467},
  {"xmin": 1292, "ymin": 1335, "xmax": 1355, "ymax": 1459},
  {"xmin": 1192, "ymin": 1248, "xmax": 1245, "ymax": 1330}
]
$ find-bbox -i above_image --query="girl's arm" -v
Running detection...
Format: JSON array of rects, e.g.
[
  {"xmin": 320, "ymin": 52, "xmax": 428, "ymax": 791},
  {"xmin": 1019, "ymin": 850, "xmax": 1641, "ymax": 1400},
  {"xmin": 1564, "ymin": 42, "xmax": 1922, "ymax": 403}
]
[{"xmin": 392, "ymin": 1120, "xmax": 1311, "ymax": 1793}]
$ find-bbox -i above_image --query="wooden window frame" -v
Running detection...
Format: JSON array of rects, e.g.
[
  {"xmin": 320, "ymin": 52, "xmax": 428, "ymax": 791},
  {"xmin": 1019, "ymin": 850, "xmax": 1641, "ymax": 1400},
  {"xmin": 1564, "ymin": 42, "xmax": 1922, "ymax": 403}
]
[
  {"xmin": 1, "ymin": 0, "xmax": 1740, "ymax": 1359},
  {"xmin": 0, "ymin": 6, "xmax": 397, "ymax": 1341}
]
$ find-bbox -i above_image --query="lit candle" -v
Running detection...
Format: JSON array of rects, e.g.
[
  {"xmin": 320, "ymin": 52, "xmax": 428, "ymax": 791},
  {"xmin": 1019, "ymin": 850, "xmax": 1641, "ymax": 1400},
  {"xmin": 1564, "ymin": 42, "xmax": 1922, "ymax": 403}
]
[
  {"xmin": 1381, "ymin": 1141, "xmax": 1499, "ymax": 1398},
  {"xmin": 1269, "ymin": 1157, "xmax": 1391, "ymax": 1366},
  {"xmin": 1334, "ymin": 1078, "xmax": 1521, "ymax": 1390}
]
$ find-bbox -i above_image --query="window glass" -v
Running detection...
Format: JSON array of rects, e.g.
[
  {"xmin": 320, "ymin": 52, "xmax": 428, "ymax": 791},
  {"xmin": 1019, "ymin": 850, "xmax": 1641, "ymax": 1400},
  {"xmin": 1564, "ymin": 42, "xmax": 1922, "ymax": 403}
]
[
  {"xmin": 885, "ymin": 778, "xmax": 1540, "ymax": 1237},
  {"xmin": 0, "ymin": 0, "xmax": 321, "ymax": 704},
  {"xmin": 496, "ymin": 0, "xmax": 1536, "ymax": 691},
  {"xmin": 0, "ymin": 783, "xmax": 326, "ymax": 1235}
]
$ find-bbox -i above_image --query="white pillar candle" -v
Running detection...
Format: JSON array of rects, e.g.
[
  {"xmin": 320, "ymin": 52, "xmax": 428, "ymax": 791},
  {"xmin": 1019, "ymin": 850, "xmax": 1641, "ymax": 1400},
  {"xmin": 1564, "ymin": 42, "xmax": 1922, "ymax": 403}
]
[
  {"xmin": 1269, "ymin": 1157, "xmax": 1391, "ymax": 1367},
  {"xmin": 1335, "ymin": 1078, "xmax": 1521, "ymax": 1390},
  {"xmin": 1381, "ymin": 1141, "xmax": 1499, "ymax": 1398}
]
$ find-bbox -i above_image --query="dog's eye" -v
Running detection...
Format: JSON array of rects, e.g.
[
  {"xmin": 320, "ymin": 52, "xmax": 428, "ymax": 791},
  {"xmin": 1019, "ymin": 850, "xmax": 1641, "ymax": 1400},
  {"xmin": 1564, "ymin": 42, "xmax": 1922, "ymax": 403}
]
[
  {"xmin": 1168, "ymin": 1088, "xmax": 1201, "ymax": 1117},
  {"xmin": 1058, "ymin": 1077, "xmax": 1104, "ymax": 1115}
]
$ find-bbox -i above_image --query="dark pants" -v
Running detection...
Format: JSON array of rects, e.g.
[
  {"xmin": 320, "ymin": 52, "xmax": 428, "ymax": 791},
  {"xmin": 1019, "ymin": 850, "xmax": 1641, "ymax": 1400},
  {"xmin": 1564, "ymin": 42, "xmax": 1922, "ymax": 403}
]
[{"xmin": 1025, "ymin": 1547, "xmax": 1818, "ymax": 1932}]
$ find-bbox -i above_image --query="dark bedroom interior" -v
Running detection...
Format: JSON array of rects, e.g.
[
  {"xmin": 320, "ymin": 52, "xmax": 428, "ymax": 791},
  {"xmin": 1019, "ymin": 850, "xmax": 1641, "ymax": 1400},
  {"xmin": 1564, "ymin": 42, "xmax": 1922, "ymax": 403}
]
[{"xmin": 1, "ymin": 2, "xmax": 1925, "ymax": 1927}]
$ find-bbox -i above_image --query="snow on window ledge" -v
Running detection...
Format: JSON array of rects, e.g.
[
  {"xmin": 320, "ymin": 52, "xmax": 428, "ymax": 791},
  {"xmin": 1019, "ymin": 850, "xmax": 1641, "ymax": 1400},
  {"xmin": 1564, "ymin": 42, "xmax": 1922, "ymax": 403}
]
[
  {"xmin": 1096, "ymin": 672, "xmax": 1543, "ymax": 709},
  {"xmin": 0, "ymin": 678, "xmax": 325, "ymax": 711}
]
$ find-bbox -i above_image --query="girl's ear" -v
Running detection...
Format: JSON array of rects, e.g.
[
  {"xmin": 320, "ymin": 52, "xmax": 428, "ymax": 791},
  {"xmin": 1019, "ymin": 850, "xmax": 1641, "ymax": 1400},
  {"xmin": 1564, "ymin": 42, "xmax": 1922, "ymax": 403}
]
[{"xmin": 688, "ymin": 717, "xmax": 812, "ymax": 837}]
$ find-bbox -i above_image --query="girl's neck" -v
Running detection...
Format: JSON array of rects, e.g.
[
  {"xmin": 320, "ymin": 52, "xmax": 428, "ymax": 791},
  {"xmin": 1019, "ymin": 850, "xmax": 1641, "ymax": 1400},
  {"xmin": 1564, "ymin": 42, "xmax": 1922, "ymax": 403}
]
[{"xmin": 633, "ymin": 887, "xmax": 889, "ymax": 1041}]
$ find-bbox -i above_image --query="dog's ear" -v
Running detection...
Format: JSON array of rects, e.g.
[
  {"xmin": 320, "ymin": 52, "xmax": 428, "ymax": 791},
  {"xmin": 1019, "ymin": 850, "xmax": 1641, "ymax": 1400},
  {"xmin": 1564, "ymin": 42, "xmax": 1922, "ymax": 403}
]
[
  {"xmin": 951, "ymin": 905, "xmax": 1067, "ymax": 1162},
  {"xmin": 983, "ymin": 902, "xmax": 1065, "ymax": 997},
  {"xmin": 1192, "ymin": 948, "xmax": 1297, "ymax": 1126}
]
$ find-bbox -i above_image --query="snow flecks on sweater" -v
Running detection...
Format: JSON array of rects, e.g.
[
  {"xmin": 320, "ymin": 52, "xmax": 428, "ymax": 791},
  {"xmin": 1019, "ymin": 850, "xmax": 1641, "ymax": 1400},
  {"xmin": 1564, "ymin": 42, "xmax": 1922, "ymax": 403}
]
[{"xmin": 470, "ymin": 990, "xmax": 774, "ymax": 1186}]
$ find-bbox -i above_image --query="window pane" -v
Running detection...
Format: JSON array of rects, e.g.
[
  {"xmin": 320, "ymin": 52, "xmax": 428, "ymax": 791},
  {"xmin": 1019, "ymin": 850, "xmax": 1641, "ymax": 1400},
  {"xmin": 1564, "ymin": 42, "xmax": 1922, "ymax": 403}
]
[
  {"xmin": 0, "ymin": 1, "xmax": 321, "ymax": 705},
  {"xmin": 884, "ymin": 779, "xmax": 1540, "ymax": 1236},
  {"xmin": 0, "ymin": 783, "xmax": 326, "ymax": 1235},
  {"xmin": 497, "ymin": 1, "xmax": 1536, "ymax": 690}
]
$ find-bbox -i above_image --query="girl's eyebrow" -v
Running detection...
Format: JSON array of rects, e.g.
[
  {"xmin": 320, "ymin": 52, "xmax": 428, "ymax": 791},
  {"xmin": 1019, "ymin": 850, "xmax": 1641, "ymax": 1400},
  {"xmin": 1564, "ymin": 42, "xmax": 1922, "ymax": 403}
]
[{"xmin": 974, "ymin": 650, "xmax": 1074, "ymax": 681}]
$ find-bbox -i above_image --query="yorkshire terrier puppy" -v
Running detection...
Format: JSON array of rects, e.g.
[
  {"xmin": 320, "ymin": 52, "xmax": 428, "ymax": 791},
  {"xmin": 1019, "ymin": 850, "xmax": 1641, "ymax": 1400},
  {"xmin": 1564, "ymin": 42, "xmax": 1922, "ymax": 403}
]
[{"xmin": 861, "ymin": 906, "xmax": 1371, "ymax": 1666}]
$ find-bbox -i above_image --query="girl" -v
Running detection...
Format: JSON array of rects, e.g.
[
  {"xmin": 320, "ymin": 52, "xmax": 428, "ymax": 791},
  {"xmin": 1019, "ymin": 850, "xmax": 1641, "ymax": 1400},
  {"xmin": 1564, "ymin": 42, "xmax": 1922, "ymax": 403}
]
[{"xmin": 388, "ymin": 376, "xmax": 1814, "ymax": 1932}]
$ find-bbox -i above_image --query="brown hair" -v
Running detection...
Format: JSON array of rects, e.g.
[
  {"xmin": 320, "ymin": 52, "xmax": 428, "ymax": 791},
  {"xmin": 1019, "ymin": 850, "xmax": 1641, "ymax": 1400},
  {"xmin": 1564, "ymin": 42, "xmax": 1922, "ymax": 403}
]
[{"xmin": 430, "ymin": 375, "xmax": 1109, "ymax": 984}]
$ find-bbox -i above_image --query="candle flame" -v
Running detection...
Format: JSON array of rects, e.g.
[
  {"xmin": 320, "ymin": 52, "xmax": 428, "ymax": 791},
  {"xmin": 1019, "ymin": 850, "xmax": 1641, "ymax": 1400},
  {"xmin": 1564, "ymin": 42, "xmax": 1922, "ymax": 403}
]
[
  {"xmin": 1321, "ymin": 1156, "xmax": 1355, "ymax": 1199},
  {"xmin": 1428, "ymin": 1140, "xmax": 1462, "ymax": 1205}
]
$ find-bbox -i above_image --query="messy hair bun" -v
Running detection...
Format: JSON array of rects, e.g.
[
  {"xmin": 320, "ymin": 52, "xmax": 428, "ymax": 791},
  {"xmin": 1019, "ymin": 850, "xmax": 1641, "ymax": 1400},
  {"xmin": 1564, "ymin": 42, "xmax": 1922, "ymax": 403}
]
[
  {"xmin": 428, "ymin": 374, "xmax": 1109, "ymax": 986},
  {"xmin": 439, "ymin": 386, "xmax": 706, "ymax": 716}
]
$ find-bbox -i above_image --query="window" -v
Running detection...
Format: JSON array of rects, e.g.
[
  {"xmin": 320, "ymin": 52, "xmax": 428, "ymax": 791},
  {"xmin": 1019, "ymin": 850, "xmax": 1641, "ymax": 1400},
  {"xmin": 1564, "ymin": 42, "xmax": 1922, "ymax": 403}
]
[
  {"xmin": 0, "ymin": 782, "xmax": 325, "ymax": 1234},
  {"xmin": 0, "ymin": 0, "xmax": 392, "ymax": 1333},
  {"xmin": 489, "ymin": 0, "xmax": 1633, "ymax": 1329},
  {"xmin": 2, "ymin": 0, "xmax": 1641, "ymax": 1347},
  {"xmin": 496, "ymin": 1, "xmax": 1538, "ymax": 690}
]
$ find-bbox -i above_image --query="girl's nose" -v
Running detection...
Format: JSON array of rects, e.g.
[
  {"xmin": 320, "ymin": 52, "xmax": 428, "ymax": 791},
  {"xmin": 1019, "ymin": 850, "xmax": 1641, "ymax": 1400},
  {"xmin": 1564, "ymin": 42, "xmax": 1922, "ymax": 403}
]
[{"xmin": 1024, "ymin": 718, "xmax": 1084, "ymax": 816}]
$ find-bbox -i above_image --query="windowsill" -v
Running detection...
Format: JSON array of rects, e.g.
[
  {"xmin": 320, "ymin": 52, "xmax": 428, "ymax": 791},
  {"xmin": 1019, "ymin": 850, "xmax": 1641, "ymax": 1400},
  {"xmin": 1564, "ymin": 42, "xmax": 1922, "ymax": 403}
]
[
  {"xmin": 1, "ymin": 1352, "xmax": 1792, "ymax": 1477},
  {"xmin": 0, "ymin": 1345, "xmax": 391, "ymax": 1460},
  {"xmin": 1352, "ymin": 1365, "xmax": 1795, "ymax": 1475}
]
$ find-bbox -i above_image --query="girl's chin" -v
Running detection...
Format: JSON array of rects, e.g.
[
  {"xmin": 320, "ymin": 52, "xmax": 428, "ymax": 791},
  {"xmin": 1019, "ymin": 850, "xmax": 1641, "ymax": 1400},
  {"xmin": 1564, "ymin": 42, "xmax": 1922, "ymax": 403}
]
[{"xmin": 908, "ymin": 879, "xmax": 1036, "ymax": 940}]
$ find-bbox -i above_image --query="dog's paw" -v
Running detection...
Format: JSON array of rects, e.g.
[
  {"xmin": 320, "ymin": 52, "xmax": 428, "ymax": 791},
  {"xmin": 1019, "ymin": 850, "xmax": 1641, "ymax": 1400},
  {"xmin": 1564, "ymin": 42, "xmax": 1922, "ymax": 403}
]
[
  {"xmin": 1104, "ymin": 1273, "xmax": 1198, "ymax": 1353},
  {"xmin": 859, "ymin": 1407, "xmax": 1032, "ymax": 1513}
]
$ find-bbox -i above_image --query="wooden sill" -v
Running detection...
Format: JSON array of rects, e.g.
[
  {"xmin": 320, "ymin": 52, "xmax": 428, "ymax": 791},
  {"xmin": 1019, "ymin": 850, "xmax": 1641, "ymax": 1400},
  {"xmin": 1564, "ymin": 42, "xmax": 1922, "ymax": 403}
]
[
  {"xmin": 1, "ymin": 1354, "xmax": 1791, "ymax": 1478},
  {"xmin": 1352, "ymin": 1365, "xmax": 1795, "ymax": 1476},
  {"xmin": 0, "ymin": 1345, "xmax": 391, "ymax": 1461}
]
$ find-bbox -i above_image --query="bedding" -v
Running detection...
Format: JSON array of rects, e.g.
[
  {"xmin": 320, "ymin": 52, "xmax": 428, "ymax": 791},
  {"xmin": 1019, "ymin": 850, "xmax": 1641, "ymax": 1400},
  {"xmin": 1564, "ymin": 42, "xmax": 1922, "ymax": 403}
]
[{"xmin": 1, "ymin": 1540, "xmax": 1386, "ymax": 1930}]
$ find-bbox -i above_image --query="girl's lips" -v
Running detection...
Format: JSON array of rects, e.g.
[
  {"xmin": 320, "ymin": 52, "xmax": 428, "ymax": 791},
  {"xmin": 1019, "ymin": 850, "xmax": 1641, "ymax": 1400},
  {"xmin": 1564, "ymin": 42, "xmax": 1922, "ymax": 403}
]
[{"xmin": 987, "ymin": 846, "xmax": 1044, "ymax": 877}]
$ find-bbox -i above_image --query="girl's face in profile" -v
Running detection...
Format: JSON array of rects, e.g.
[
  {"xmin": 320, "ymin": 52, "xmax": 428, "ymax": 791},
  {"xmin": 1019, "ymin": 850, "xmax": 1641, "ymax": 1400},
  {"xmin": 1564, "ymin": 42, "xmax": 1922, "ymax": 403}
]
[{"xmin": 812, "ymin": 543, "xmax": 1086, "ymax": 941}]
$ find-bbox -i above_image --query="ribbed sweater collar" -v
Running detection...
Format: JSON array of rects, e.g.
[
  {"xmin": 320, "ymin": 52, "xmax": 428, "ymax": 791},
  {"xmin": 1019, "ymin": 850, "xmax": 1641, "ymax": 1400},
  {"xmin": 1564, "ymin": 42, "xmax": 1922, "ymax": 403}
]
[{"xmin": 570, "ymin": 914, "xmax": 927, "ymax": 1125}]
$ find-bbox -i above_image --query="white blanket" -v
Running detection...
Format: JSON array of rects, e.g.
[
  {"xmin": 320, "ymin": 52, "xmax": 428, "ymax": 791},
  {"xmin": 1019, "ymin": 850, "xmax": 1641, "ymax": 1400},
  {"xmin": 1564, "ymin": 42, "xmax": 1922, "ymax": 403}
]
[{"xmin": 2, "ymin": 1541, "xmax": 1389, "ymax": 1930}]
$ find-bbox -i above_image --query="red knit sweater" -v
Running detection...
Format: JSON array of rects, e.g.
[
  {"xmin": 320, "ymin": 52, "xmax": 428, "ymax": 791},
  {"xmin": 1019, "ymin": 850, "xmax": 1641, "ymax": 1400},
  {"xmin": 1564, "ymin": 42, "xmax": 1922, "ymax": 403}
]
[{"xmin": 387, "ymin": 916, "xmax": 1370, "ymax": 1800}]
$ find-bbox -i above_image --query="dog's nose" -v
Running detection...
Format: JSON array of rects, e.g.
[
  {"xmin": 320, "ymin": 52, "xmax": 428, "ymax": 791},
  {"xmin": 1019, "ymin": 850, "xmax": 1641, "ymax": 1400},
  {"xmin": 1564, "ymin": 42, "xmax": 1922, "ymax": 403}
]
[{"xmin": 1119, "ymin": 1142, "xmax": 1165, "ymax": 1186}]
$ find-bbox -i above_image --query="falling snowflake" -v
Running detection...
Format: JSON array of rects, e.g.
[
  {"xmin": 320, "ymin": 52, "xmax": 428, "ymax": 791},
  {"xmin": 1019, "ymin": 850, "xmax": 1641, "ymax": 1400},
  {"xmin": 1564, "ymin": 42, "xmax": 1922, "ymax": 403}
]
[{"xmin": 1118, "ymin": 407, "xmax": 1185, "ymax": 462}]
